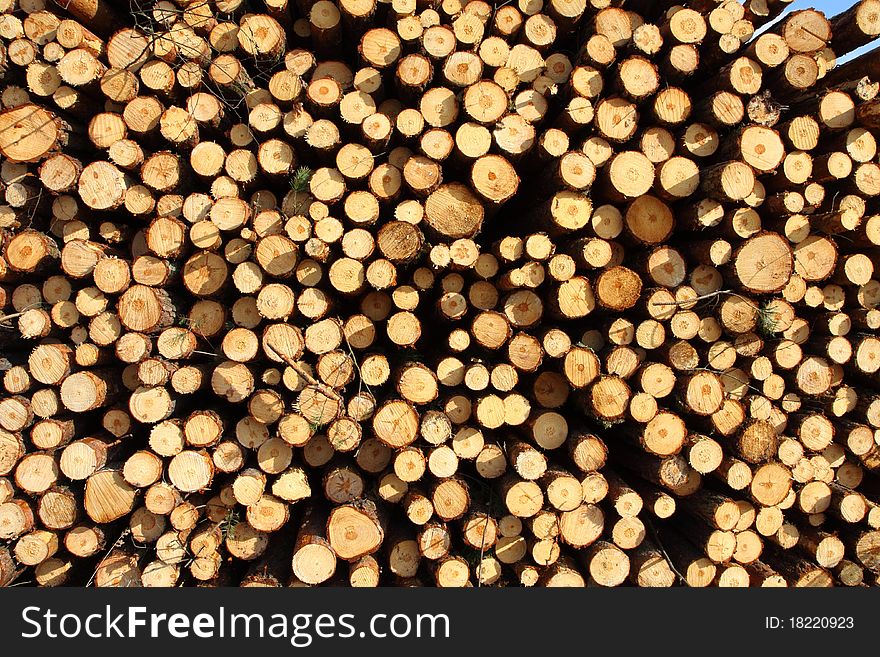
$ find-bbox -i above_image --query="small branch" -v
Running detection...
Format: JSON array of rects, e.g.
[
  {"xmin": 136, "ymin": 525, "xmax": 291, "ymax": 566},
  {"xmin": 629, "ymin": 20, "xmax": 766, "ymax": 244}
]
[
  {"xmin": 0, "ymin": 302, "xmax": 46, "ymax": 326},
  {"xmin": 263, "ymin": 341, "xmax": 343, "ymax": 402},
  {"xmin": 651, "ymin": 289, "xmax": 768, "ymax": 316}
]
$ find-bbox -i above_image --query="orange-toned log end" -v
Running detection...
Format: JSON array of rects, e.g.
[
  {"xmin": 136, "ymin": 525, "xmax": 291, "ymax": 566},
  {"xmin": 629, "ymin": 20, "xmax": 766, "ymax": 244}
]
[
  {"xmin": 596, "ymin": 266, "xmax": 642, "ymax": 311},
  {"xmin": 736, "ymin": 420, "xmax": 779, "ymax": 464},
  {"xmin": 424, "ymin": 182, "xmax": 486, "ymax": 239},
  {"xmin": 84, "ymin": 470, "xmax": 137, "ymax": 524}
]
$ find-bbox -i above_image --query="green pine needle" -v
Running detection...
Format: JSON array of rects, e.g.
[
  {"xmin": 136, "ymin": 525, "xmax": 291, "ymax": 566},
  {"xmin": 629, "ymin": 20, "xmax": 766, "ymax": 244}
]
[
  {"xmin": 291, "ymin": 166, "xmax": 314, "ymax": 193},
  {"xmin": 219, "ymin": 508, "xmax": 240, "ymax": 541},
  {"xmin": 756, "ymin": 303, "xmax": 780, "ymax": 337}
]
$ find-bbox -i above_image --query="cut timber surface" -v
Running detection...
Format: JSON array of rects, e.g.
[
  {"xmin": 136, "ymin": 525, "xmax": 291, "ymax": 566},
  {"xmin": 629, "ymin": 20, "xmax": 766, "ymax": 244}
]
[{"xmin": 0, "ymin": 0, "xmax": 876, "ymax": 590}]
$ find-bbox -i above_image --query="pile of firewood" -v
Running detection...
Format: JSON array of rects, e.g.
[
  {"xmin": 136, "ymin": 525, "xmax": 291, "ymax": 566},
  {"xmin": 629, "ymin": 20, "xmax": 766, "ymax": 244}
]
[{"xmin": 0, "ymin": 0, "xmax": 879, "ymax": 588}]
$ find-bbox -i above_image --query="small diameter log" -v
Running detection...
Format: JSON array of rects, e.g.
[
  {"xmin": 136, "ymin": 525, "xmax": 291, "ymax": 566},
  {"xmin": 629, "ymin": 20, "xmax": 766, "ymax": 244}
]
[
  {"xmin": 60, "ymin": 370, "xmax": 117, "ymax": 413},
  {"xmin": 327, "ymin": 501, "xmax": 385, "ymax": 561},
  {"xmin": 584, "ymin": 540, "xmax": 630, "ymax": 587},
  {"xmin": 292, "ymin": 506, "xmax": 337, "ymax": 584}
]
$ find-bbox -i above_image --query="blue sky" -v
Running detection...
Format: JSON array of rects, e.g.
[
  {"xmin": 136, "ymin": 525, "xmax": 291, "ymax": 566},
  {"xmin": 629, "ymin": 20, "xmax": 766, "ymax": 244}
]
[
  {"xmin": 813, "ymin": 0, "xmax": 857, "ymax": 12},
  {"xmin": 757, "ymin": 0, "xmax": 877, "ymax": 62}
]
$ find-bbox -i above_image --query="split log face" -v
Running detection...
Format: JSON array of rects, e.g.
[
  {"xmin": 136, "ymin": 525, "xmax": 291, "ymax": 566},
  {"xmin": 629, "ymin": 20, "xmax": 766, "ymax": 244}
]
[{"xmin": 84, "ymin": 471, "xmax": 136, "ymax": 523}]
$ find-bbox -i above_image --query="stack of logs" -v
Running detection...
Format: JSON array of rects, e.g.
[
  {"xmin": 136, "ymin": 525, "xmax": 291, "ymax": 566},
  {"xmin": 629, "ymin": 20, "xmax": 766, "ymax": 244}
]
[{"xmin": 0, "ymin": 0, "xmax": 879, "ymax": 588}]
